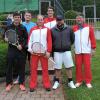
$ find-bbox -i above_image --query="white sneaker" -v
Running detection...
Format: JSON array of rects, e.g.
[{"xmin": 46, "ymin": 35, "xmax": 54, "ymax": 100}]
[
  {"xmin": 68, "ymin": 81, "xmax": 76, "ymax": 88},
  {"xmin": 86, "ymin": 84, "xmax": 92, "ymax": 88},
  {"xmin": 52, "ymin": 81, "xmax": 60, "ymax": 90},
  {"xmin": 75, "ymin": 82, "xmax": 82, "ymax": 88}
]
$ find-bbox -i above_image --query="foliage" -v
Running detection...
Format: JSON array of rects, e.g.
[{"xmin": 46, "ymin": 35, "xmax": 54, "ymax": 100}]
[
  {"xmin": 0, "ymin": 14, "xmax": 7, "ymax": 21},
  {"xmin": 0, "ymin": 41, "xmax": 7, "ymax": 76},
  {"xmin": 61, "ymin": 0, "xmax": 100, "ymax": 18},
  {"xmin": 64, "ymin": 10, "xmax": 81, "ymax": 19}
]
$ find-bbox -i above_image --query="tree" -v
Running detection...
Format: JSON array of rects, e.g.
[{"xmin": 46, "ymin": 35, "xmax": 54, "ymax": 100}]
[{"xmin": 61, "ymin": 0, "xmax": 100, "ymax": 18}]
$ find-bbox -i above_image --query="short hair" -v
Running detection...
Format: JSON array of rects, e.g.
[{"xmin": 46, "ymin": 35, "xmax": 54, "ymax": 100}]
[
  {"xmin": 13, "ymin": 12, "xmax": 21, "ymax": 17},
  {"xmin": 37, "ymin": 14, "xmax": 44, "ymax": 19},
  {"xmin": 48, "ymin": 6, "xmax": 54, "ymax": 11},
  {"xmin": 25, "ymin": 10, "xmax": 32, "ymax": 15},
  {"xmin": 76, "ymin": 14, "xmax": 84, "ymax": 18}
]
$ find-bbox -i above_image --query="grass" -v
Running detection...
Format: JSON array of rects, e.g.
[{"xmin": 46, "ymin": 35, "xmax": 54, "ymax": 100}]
[{"xmin": 62, "ymin": 40, "xmax": 100, "ymax": 100}]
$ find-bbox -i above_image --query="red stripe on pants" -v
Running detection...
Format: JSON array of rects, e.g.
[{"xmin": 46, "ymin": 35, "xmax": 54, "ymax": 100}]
[
  {"xmin": 75, "ymin": 54, "xmax": 92, "ymax": 84},
  {"xmin": 30, "ymin": 55, "xmax": 51, "ymax": 89}
]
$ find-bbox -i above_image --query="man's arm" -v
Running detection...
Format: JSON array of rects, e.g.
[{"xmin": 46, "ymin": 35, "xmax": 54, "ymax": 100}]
[
  {"xmin": 46, "ymin": 28, "xmax": 52, "ymax": 58},
  {"xmin": 70, "ymin": 28, "xmax": 75, "ymax": 45}
]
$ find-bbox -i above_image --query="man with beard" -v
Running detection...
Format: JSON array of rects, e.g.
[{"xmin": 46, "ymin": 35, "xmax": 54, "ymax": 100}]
[{"xmin": 52, "ymin": 15, "xmax": 76, "ymax": 89}]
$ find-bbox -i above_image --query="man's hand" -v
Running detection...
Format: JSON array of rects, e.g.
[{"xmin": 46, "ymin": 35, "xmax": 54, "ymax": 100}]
[
  {"xmin": 17, "ymin": 45, "xmax": 22, "ymax": 50},
  {"xmin": 28, "ymin": 49, "xmax": 37, "ymax": 55},
  {"xmin": 91, "ymin": 49, "xmax": 96, "ymax": 56},
  {"xmin": 45, "ymin": 52, "xmax": 50, "ymax": 59}
]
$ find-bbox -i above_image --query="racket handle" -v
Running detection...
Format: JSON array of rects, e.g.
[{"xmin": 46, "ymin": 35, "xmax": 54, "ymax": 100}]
[{"xmin": 49, "ymin": 58, "xmax": 56, "ymax": 64}]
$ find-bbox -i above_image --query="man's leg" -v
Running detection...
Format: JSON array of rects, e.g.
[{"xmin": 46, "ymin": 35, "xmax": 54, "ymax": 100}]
[
  {"xmin": 52, "ymin": 52, "xmax": 62, "ymax": 89},
  {"xmin": 83, "ymin": 54, "xmax": 92, "ymax": 88},
  {"xmin": 75, "ymin": 54, "xmax": 83, "ymax": 83},
  {"xmin": 18, "ymin": 58, "xmax": 25, "ymax": 84},
  {"xmin": 40, "ymin": 56, "xmax": 51, "ymax": 90},
  {"xmin": 6, "ymin": 58, "xmax": 13, "ymax": 85},
  {"xmin": 63, "ymin": 51, "xmax": 76, "ymax": 88},
  {"xmin": 16, "ymin": 52, "xmax": 26, "ymax": 91},
  {"xmin": 66, "ymin": 68, "xmax": 72, "ymax": 79},
  {"xmin": 66, "ymin": 68, "xmax": 76, "ymax": 88},
  {"xmin": 30, "ymin": 55, "xmax": 39, "ymax": 90},
  {"xmin": 6, "ymin": 48, "xmax": 15, "ymax": 91}
]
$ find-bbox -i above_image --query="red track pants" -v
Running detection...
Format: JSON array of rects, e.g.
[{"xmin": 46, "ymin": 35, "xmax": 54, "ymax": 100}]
[
  {"xmin": 30, "ymin": 55, "xmax": 51, "ymax": 89},
  {"xmin": 75, "ymin": 54, "xmax": 92, "ymax": 84}
]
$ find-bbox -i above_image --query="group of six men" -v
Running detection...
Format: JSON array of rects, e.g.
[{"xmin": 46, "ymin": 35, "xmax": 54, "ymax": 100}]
[{"xmin": 5, "ymin": 6, "xmax": 96, "ymax": 92}]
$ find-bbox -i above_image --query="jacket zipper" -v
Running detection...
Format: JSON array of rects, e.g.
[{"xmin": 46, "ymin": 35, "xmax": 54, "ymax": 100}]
[
  {"xmin": 39, "ymin": 28, "xmax": 41, "ymax": 53},
  {"xmin": 60, "ymin": 31, "xmax": 62, "ymax": 50},
  {"xmin": 80, "ymin": 29, "xmax": 82, "ymax": 53}
]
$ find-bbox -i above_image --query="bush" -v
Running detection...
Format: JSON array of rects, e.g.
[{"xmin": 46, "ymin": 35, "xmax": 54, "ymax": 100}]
[
  {"xmin": 0, "ymin": 41, "xmax": 7, "ymax": 77},
  {"xmin": 64, "ymin": 10, "xmax": 81, "ymax": 19},
  {"xmin": 0, "ymin": 14, "xmax": 7, "ymax": 26},
  {"xmin": 0, "ymin": 14, "xmax": 7, "ymax": 21},
  {"xmin": 64, "ymin": 10, "xmax": 82, "ymax": 25},
  {"xmin": 0, "ymin": 14, "xmax": 7, "ymax": 40}
]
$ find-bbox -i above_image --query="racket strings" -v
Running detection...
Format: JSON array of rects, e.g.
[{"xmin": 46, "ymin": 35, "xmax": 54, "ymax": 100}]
[
  {"xmin": 32, "ymin": 42, "xmax": 45, "ymax": 54},
  {"xmin": 5, "ymin": 29, "xmax": 18, "ymax": 46}
]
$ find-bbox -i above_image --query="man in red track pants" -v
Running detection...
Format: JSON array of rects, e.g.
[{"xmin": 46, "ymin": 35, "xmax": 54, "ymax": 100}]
[
  {"xmin": 73, "ymin": 15, "xmax": 96, "ymax": 88},
  {"xmin": 28, "ymin": 15, "xmax": 52, "ymax": 92}
]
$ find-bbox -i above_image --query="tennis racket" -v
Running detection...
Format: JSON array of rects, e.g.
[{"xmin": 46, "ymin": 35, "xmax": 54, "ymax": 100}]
[
  {"xmin": 31, "ymin": 42, "xmax": 55, "ymax": 64},
  {"xmin": 5, "ymin": 29, "xmax": 19, "ymax": 46}
]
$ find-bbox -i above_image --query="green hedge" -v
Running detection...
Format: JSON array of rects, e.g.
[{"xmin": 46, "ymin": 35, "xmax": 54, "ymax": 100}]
[
  {"xmin": 0, "ymin": 14, "xmax": 7, "ymax": 21},
  {"xmin": 64, "ymin": 10, "xmax": 82, "ymax": 19},
  {"xmin": 0, "ymin": 41, "xmax": 7, "ymax": 76}
]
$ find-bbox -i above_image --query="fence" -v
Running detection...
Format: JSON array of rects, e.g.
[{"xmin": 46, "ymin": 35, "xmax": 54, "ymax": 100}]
[{"xmin": 0, "ymin": 18, "xmax": 100, "ymax": 39}]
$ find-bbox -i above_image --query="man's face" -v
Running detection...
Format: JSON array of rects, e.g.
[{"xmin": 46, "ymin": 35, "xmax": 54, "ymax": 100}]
[
  {"xmin": 24, "ymin": 12, "xmax": 32, "ymax": 22},
  {"xmin": 13, "ymin": 16, "xmax": 21, "ymax": 24},
  {"xmin": 47, "ymin": 8, "xmax": 54, "ymax": 17},
  {"xmin": 37, "ymin": 16, "xmax": 44, "ymax": 26},
  {"xmin": 76, "ymin": 16, "xmax": 84, "ymax": 25},
  {"xmin": 57, "ymin": 20, "xmax": 64, "ymax": 26}
]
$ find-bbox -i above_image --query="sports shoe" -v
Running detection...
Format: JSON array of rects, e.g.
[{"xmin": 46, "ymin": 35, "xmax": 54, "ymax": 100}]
[
  {"xmin": 19, "ymin": 84, "xmax": 26, "ymax": 91},
  {"xmin": 6, "ymin": 84, "xmax": 12, "ymax": 92},
  {"xmin": 45, "ymin": 88, "xmax": 51, "ymax": 91},
  {"xmin": 75, "ymin": 82, "xmax": 82, "ymax": 87},
  {"xmin": 52, "ymin": 81, "xmax": 60, "ymax": 90},
  {"xmin": 86, "ymin": 83, "xmax": 92, "ymax": 88},
  {"xmin": 30, "ymin": 88, "xmax": 35, "ymax": 92},
  {"xmin": 68, "ymin": 81, "xmax": 76, "ymax": 88}
]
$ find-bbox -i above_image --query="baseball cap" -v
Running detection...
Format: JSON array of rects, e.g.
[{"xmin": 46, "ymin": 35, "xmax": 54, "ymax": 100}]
[{"xmin": 56, "ymin": 15, "xmax": 64, "ymax": 21}]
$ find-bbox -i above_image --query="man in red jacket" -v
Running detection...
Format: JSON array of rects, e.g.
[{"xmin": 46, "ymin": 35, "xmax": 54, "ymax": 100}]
[
  {"xmin": 44, "ymin": 6, "xmax": 56, "ymax": 29},
  {"xmin": 73, "ymin": 15, "xmax": 96, "ymax": 88},
  {"xmin": 28, "ymin": 15, "xmax": 52, "ymax": 92}
]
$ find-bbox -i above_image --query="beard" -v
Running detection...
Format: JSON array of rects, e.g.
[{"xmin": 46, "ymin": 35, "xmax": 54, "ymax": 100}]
[{"xmin": 57, "ymin": 24, "xmax": 64, "ymax": 30}]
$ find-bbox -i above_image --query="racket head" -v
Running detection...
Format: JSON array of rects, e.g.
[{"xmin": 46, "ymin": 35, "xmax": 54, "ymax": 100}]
[
  {"xmin": 5, "ymin": 29, "xmax": 18, "ymax": 44},
  {"xmin": 31, "ymin": 42, "xmax": 45, "ymax": 54}
]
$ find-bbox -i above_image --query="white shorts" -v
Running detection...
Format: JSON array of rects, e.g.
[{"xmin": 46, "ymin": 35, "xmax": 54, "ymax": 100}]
[{"xmin": 54, "ymin": 51, "xmax": 74, "ymax": 69}]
